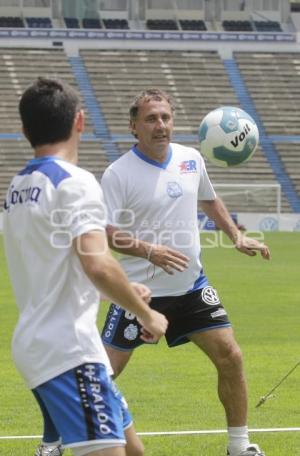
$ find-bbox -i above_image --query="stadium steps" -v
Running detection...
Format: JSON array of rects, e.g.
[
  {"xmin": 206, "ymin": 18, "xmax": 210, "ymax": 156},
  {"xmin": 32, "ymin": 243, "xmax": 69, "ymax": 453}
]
[
  {"xmin": 223, "ymin": 58, "xmax": 300, "ymax": 213},
  {"xmin": 68, "ymin": 56, "xmax": 120, "ymax": 162}
]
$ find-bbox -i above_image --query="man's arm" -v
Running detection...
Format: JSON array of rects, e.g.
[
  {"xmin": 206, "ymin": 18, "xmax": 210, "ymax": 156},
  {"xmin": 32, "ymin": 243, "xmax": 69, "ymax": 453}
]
[
  {"xmin": 74, "ymin": 230, "xmax": 168, "ymax": 341},
  {"xmin": 200, "ymin": 197, "xmax": 270, "ymax": 260},
  {"xmin": 106, "ymin": 224, "xmax": 189, "ymax": 274}
]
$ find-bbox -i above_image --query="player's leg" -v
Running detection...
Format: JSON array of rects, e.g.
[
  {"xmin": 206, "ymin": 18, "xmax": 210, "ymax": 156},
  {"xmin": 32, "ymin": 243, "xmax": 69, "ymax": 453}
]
[
  {"xmin": 188, "ymin": 327, "xmax": 247, "ymax": 427},
  {"xmin": 105, "ymin": 346, "xmax": 134, "ymax": 379},
  {"xmin": 101, "ymin": 303, "xmax": 147, "ymax": 379},
  {"xmin": 33, "ymin": 363, "xmax": 129, "ymax": 456},
  {"xmin": 124, "ymin": 424, "xmax": 144, "ymax": 456},
  {"xmin": 32, "ymin": 390, "xmax": 63, "ymax": 455},
  {"xmin": 188, "ymin": 323, "xmax": 264, "ymax": 454},
  {"xmin": 162, "ymin": 288, "xmax": 264, "ymax": 455},
  {"xmin": 112, "ymin": 377, "xmax": 144, "ymax": 456}
]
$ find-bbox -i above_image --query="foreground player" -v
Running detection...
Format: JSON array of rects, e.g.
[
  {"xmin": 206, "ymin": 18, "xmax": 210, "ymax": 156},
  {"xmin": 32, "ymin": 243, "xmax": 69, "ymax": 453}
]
[
  {"xmin": 3, "ymin": 78, "xmax": 168, "ymax": 456},
  {"xmin": 101, "ymin": 89, "xmax": 270, "ymax": 456}
]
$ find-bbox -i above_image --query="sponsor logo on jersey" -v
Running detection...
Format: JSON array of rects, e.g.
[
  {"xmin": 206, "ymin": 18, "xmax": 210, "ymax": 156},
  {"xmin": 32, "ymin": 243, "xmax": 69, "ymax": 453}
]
[
  {"xmin": 167, "ymin": 181, "xmax": 183, "ymax": 198},
  {"xmin": 124, "ymin": 324, "xmax": 138, "ymax": 341},
  {"xmin": 210, "ymin": 308, "xmax": 227, "ymax": 318},
  {"xmin": 179, "ymin": 160, "xmax": 197, "ymax": 173},
  {"xmin": 4, "ymin": 184, "xmax": 42, "ymax": 211},
  {"xmin": 201, "ymin": 286, "xmax": 220, "ymax": 305}
]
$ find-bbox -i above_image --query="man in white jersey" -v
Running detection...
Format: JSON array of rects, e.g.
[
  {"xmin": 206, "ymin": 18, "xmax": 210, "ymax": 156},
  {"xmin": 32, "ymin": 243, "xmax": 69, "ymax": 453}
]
[
  {"xmin": 101, "ymin": 89, "xmax": 270, "ymax": 456},
  {"xmin": 3, "ymin": 78, "xmax": 168, "ymax": 456}
]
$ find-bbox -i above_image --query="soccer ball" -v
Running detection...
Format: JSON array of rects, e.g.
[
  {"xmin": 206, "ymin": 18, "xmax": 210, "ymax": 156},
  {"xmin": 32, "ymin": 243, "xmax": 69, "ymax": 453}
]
[{"xmin": 198, "ymin": 106, "xmax": 259, "ymax": 167}]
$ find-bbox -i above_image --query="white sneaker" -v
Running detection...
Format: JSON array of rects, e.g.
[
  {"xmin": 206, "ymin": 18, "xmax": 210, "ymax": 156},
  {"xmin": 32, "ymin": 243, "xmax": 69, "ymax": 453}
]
[
  {"xmin": 227, "ymin": 444, "xmax": 265, "ymax": 456},
  {"xmin": 35, "ymin": 443, "xmax": 64, "ymax": 456}
]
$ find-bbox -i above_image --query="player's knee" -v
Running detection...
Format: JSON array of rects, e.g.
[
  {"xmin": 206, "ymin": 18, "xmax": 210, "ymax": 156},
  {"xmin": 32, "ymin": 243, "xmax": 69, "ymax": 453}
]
[{"xmin": 216, "ymin": 343, "xmax": 244, "ymax": 373}]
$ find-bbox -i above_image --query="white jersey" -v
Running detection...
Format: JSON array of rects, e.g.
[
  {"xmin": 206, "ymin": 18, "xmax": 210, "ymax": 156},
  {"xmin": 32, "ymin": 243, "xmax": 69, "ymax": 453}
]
[
  {"xmin": 3, "ymin": 156, "xmax": 112, "ymax": 389},
  {"xmin": 101, "ymin": 143, "xmax": 216, "ymax": 297}
]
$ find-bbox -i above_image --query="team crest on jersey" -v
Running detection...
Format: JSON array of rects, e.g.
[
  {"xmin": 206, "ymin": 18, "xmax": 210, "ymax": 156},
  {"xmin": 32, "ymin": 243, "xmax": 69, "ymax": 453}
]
[
  {"xmin": 201, "ymin": 286, "xmax": 220, "ymax": 306},
  {"xmin": 167, "ymin": 181, "xmax": 183, "ymax": 198},
  {"xmin": 179, "ymin": 160, "xmax": 197, "ymax": 174},
  {"xmin": 124, "ymin": 324, "xmax": 138, "ymax": 341}
]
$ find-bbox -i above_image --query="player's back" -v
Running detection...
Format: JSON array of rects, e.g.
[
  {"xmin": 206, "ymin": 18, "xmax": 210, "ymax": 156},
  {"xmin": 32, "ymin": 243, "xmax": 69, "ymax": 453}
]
[
  {"xmin": 3, "ymin": 156, "xmax": 111, "ymax": 389},
  {"xmin": 3, "ymin": 156, "xmax": 72, "ymax": 313}
]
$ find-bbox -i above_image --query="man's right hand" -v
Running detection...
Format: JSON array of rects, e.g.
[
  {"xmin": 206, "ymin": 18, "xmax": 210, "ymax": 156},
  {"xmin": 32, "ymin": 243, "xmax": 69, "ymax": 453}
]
[
  {"xmin": 137, "ymin": 309, "xmax": 168, "ymax": 343},
  {"xmin": 148, "ymin": 245, "xmax": 190, "ymax": 275}
]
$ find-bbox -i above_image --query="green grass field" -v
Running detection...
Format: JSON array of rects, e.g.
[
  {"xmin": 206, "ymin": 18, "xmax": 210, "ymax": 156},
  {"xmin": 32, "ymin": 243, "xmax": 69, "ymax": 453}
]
[{"xmin": 1, "ymin": 232, "xmax": 300, "ymax": 455}]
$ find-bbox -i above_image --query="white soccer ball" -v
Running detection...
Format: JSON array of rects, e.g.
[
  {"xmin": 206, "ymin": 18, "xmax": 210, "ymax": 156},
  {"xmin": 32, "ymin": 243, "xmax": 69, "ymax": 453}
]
[{"xmin": 198, "ymin": 106, "xmax": 259, "ymax": 167}]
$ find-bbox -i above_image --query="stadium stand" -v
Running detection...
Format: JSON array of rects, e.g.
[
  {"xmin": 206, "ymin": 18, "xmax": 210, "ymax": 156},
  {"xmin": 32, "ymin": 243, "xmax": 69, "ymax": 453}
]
[
  {"xmin": 234, "ymin": 52, "xmax": 300, "ymax": 136},
  {"xmin": 80, "ymin": 49, "xmax": 239, "ymax": 136},
  {"xmin": 0, "ymin": 47, "xmax": 94, "ymax": 135},
  {"xmin": 275, "ymin": 143, "xmax": 300, "ymax": 195}
]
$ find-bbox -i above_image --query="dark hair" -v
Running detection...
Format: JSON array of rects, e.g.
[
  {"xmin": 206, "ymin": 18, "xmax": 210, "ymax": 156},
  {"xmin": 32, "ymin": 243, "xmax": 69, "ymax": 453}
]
[
  {"xmin": 129, "ymin": 88, "xmax": 175, "ymax": 121},
  {"xmin": 19, "ymin": 77, "xmax": 81, "ymax": 148}
]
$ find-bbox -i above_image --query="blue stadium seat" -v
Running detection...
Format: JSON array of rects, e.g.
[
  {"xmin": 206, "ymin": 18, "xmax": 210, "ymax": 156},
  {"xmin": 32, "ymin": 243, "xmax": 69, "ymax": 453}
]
[
  {"xmin": 179, "ymin": 19, "xmax": 207, "ymax": 31},
  {"xmin": 26, "ymin": 17, "xmax": 52, "ymax": 28},
  {"xmin": 103, "ymin": 19, "xmax": 129, "ymax": 30},
  {"xmin": 64, "ymin": 17, "xmax": 80, "ymax": 29},
  {"xmin": 223, "ymin": 20, "xmax": 253, "ymax": 31},
  {"xmin": 254, "ymin": 21, "xmax": 282, "ymax": 32},
  {"xmin": 146, "ymin": 19, "xmax": 178, "ymax": 30},
  {"xmin": 82, "ymin": 18, "xmax": 102, "ymax": 29}
]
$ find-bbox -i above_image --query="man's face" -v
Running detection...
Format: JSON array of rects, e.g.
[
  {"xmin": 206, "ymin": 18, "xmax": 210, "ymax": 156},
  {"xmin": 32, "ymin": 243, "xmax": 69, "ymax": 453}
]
[{"xmin": 130, "ymin": 98, "xmax": 174, "ymax": 157}]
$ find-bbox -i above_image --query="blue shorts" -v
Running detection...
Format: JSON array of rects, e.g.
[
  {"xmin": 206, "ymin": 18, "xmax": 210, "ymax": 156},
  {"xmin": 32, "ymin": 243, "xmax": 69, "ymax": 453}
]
[{"xmin": 33, "ymin": 363, "xmax": 132, "ymax": 449}]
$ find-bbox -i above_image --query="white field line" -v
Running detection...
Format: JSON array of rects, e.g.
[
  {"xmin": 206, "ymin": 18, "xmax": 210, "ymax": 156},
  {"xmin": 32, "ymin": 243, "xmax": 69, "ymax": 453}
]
[{"xmin": 1, "ymin": 428, "xmax": 300, "ymax": 440}]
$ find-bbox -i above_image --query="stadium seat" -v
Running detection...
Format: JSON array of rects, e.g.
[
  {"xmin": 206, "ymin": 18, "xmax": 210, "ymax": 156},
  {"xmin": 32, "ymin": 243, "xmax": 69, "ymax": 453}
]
[
  {"xmin": 146, "ymin": 19, "xmax": 178, "ymax": 30},
  {"xmin": 291, "ymin": 2, "xmax": 300, "ymax": 11},
  {"xmin": 254, "ymin": 21, "xmax": 282, "ymax": 32},
  {"xmin": 103, "ymin": 19, "xmax": 129, "ymax": 29},
  {"xmin": 64, "ymin": 17, "xmax": 80, "ymax": 29},
  {"xmin": 0, "ymin": 16, "xmax": 24, "ymax": 28},
  {"xmin": 179, "ymin": 20, "xmax": 207, "ymax": 31},
  {"xmin": 26, "ymin": 17, "xmax": 52, "ymax": 28},
  {"xmin": 222, "ymin": 20, "xmax": 253, "ymax": 32},
  {"xmin": 82, "ymin": 18, "xmax": 102, "ymax": 29}
]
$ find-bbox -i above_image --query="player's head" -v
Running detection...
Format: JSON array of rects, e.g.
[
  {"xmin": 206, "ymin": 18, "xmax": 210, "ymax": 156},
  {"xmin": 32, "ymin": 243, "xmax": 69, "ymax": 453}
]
[
  {"xmin": 129, "ymin": 88, "xmax": 175, "ymax": 156},
  {"xmin": 129, "ymin": 88, "xmax": 175, "ymax": 127},
  {"xmin": 19, "ymin": 77, "xmax": 82, "ymax": 148}
]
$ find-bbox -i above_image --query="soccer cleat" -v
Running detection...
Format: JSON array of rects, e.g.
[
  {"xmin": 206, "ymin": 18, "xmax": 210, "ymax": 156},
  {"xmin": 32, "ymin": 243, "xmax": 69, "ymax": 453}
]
[
  {"xmin": 35, "ymin": 443, "xmax": 64, "ymax": 456},
  {"xmin": 227, "ymin": 444, "xmax": 265, "ymax": 456}
]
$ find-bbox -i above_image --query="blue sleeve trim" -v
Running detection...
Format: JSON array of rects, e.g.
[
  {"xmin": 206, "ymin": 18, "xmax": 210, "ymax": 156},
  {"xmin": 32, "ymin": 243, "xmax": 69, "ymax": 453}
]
[{"xmin": 19, "ymin": 157, "xmax": 71, "ymax": 188}]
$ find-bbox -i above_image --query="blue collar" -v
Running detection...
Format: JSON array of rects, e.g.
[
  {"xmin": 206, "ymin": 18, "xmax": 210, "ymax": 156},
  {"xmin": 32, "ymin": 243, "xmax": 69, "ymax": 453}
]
[
  {"xmin": 27, "ymin": 156, "xmax": 66, "ymax": 166},
  {"xmin": 132, "ymin": 145, "xmax": 172, "ymax": 169}
]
